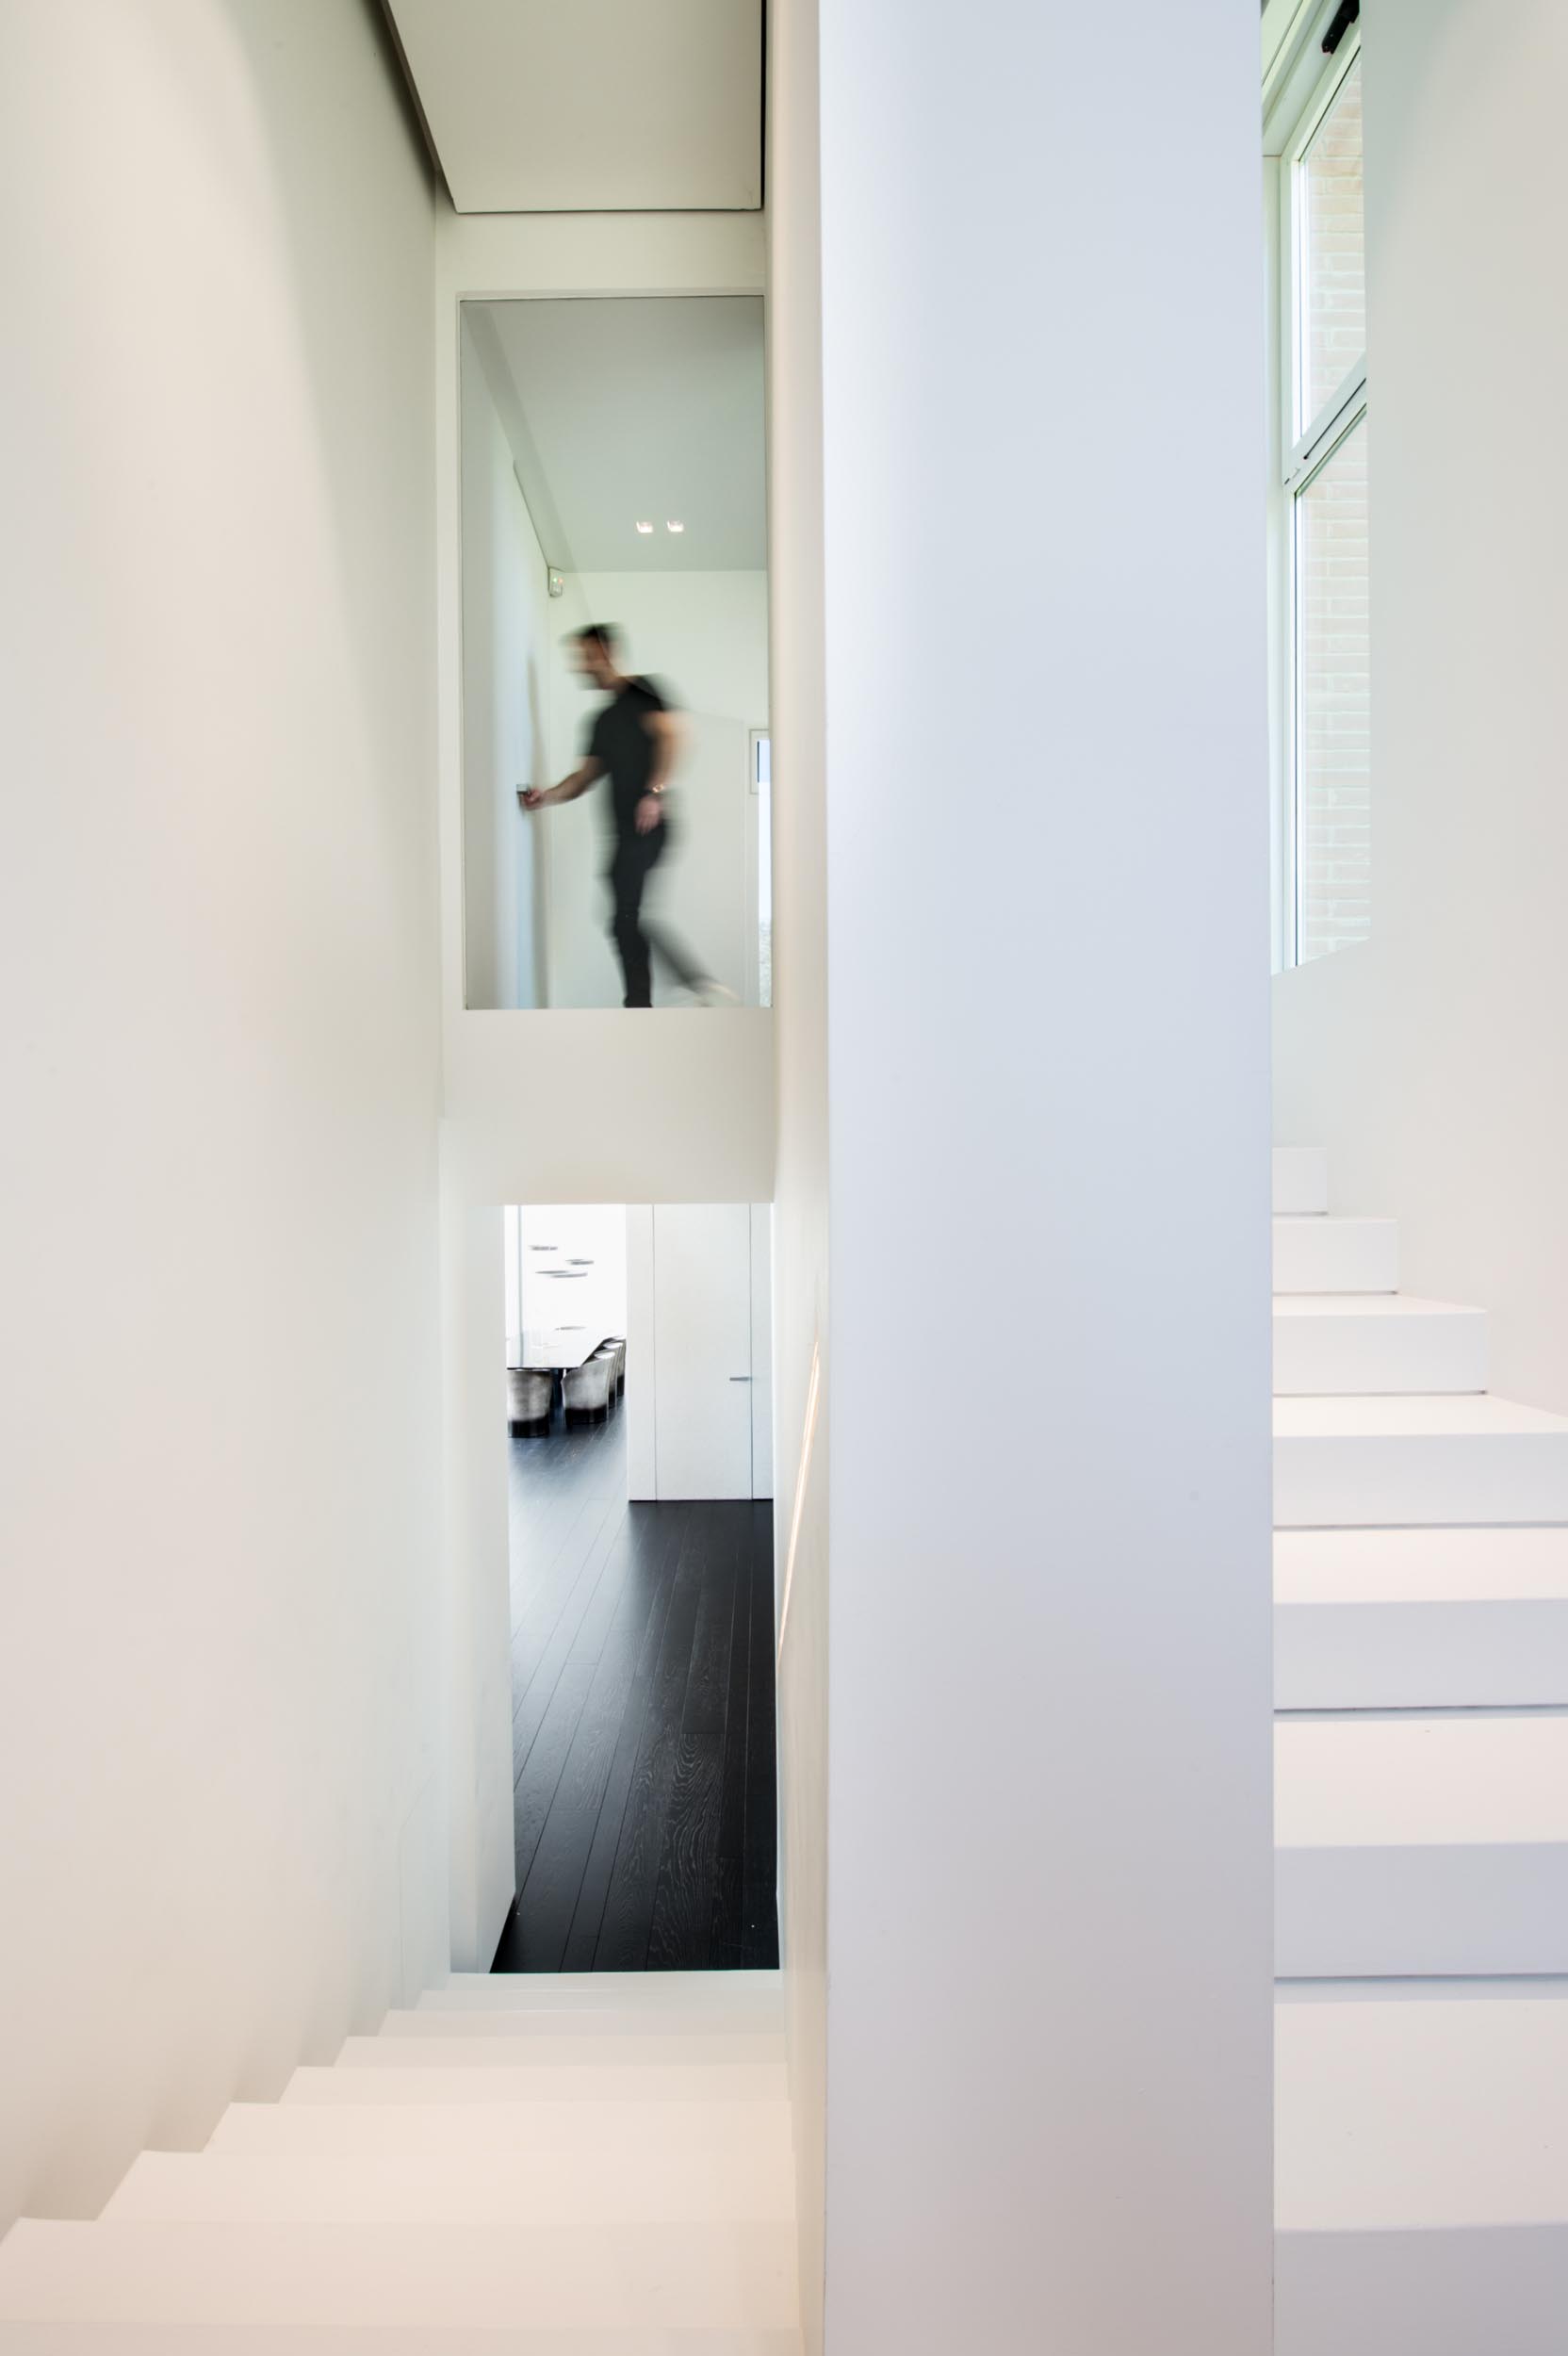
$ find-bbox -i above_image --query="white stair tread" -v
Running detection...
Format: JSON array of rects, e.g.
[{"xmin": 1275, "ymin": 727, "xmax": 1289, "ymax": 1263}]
[
  {"xmin": 1273, "ymin": 1292, "xmax": 1479, "ymax": 1324},
  {"xmin": 211, "ymin": 2097, "xmax": 793, "ymax": 2157},
  {"xmin": 1278, "ymin": 1986, "xmax": 1568, "ymax": 2232},
  {"xmin": 1273, "ymin": 1147, "xmax": 1329, "ymax": 1215},
  {"xmin": 1276, "ymin": 1526, "xmax": 1568, "ymax": 1604},
  {"xmin": 0, "ymin": 2221, "xmax": 797, "ymax": 2331},
  {"xmin": 420, "ymin": 1972, "xmax": 782, "ymax": 2013},
  {"xmin": 1274, "ymin": 1529, "xmax": 1568, "ymax": 1708},
  {"xmin": 337, "ymin": 2035, "xmax": 783, "ymax": 2069},
  {"xmin": 384, "ymin": 2006, "xmax": 782, "ymax": 2040},
  {"xmin": 1275, "ymin": 1392, "xmax": 1568, "ymax": 1438},
  {"xmin": 1276, "ymin": 1714, "xmax": 1568, "ymax": 1848},
  {"xmin": 105, "ymin": 2144, "xmax": 794, "ymax": 2224},
  {"xmin": 0, "ymin": 2332, "xmax": 801, "ymax": 2354},
  {"xmin": 1277, "ymin": 1716, "xmax": 1568, "ymax": 1976},
  {"xmin": 283, "ymin": 2064, "xmax": 788, "ymax": 2105},
  {"xmin": 1276, "ymin": 1394, "xmax": 1568, "ymax": 1529}
]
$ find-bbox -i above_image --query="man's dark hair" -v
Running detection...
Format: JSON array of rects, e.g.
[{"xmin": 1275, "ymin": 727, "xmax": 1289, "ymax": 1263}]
[{"xmin": 573, "ymin": 622, "xmax": 621, "ymax": 657}]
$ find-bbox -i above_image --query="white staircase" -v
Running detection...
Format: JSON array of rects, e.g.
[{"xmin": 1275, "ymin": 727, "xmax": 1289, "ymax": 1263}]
[
  {"xmin": 9, "ymin": 1157, "xmax": 1568, "ymax": 2348},
  {"xmin": 1272, "ymin": 1147, "xmax": 1568, "ymax": 2352},
  {"xmin": 0, "ymin": 1971, "xmax": 799, "ymax": 2351}
]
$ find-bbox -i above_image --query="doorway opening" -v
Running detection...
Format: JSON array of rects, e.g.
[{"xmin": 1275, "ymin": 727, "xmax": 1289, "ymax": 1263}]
[{"xmin": 493, "ymin": 1202, "xmax": 778, "ymax": 1972}]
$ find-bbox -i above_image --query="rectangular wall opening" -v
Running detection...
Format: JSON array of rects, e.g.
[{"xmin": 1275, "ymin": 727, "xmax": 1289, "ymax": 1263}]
[
  {"xmin": 460, "ymin": 297, "xmax": 770, "ymax": 1011},
  {"xmin": 493, "ymin": 1203, "xmax": 778, "ymax": 1972}
]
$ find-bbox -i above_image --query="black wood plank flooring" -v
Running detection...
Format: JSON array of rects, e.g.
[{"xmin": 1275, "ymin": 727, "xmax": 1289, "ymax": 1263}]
[{"xmin": 492, "ymin": 1399, "xmax": 779, "ymax": 1974}]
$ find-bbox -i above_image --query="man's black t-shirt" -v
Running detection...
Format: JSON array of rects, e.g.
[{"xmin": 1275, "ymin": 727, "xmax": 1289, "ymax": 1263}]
[{"xmin": 588, "ymin": 677, "xmax": 668, "ymax": 838}]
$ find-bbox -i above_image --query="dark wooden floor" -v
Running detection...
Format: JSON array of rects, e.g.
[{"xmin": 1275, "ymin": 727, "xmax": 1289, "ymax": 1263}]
[{"xmin": 492, "ymin": 1399, "xmax": 779, "ymax": 1974}]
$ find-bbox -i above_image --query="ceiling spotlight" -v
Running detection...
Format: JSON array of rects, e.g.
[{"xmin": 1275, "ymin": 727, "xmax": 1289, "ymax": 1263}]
[
  {"xmin": 665, "ymin": 519, "xmax": 685, "ymax": 533},
  {"xmin": 635, "ymin": 519, "xmax": 654, "ymax": 534}
]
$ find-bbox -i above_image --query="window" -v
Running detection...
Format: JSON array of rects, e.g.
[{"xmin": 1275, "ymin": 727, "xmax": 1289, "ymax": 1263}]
[
  {"xmin": 1294, "ymin": 416, "xmax": 1369, "ymax": 960},
  {"xmin": 1298, "ymin": 57, "xmax": 1365, "ymax": 436},
  {"xmin": 1275, "ymin": 27, "xmax": 1368, "ymax": 966}
]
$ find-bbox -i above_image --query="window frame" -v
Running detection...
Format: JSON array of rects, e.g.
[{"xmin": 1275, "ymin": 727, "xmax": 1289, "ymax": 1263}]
[{"xmin": 1267, "ymin": 17, "xmax": 1367, "ymax": 971}]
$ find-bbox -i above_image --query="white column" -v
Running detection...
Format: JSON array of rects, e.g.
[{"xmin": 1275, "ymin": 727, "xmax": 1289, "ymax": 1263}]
[{"xmin": 810, "ymin": 2, "xmax": 1274, "ymax": 2348}]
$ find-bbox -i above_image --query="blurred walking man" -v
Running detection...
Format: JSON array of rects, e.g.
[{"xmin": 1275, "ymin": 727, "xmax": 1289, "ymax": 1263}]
[{"xmin": 521, "ymin": 624, "xmax": 727, "ymax": 1009}]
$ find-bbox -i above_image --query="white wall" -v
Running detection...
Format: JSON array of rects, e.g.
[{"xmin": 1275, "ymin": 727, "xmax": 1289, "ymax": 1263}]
[
  {"xmin": 442, "ymin": 1008, "xmax": 775, "ymax": 1206},
  {"xmin": 765, "ymin": 0, "xmax": 832, "ymax": 2337},
  {"xmin": 442, "ymin": 1195, "xmax": 517, "ymax": 1974},
  {"xmin": 460, "ymin": 318, "xmax": 551, "ymax": 1008},
  {"xmin": 544, "ymin": 569, "xmax": 769, "ymax": 1008},
  {"xmin": 0, "ymin": 0, "xmax": 442, "ymax": 2233},
  {"xmin": 1273, "ymin": 0, "xmax": 1568, "ymax": 1418},
  {"xmin": 809, "ymin": 3, "xmax": 1274, "ymax": 2351}
]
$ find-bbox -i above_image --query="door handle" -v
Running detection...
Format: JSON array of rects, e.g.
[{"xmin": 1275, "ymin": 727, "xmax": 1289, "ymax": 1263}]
[{"xmin": 729, "ymin": 1375, "xmax": 752, "ymax": 1383}]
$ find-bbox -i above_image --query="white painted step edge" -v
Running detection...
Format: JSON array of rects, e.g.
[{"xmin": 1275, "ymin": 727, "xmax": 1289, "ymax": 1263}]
[
  {"xmin": 1275, "ymin": 1528, "xmax": 1568, "ymax": 1706},
  {"xmin": 1273, "ymin": 1217, "xmax": 1398, "ymax": 1295},
  {"xmin": 209, "ymin": 2096, "xmax": 794, "ymax": 2155},
  {"xmin": 104, "ymin": 2145, "xmax": 796, "ymax": 2224},
  {"xmin": 1276, "ymin": 1595, "xmax": 1568, "ymax": 1709},
  {"xmin": 336, "ymin": 2034, "xmax": 784, "ymax": 2069},
  {"xmin": 0, "ymin": 2221, "xmax": 801, "ymax": 2332},
  {"xmin": 381, "ymin": 2006, "xmax": 785, "ymax": 2039},
  {"xmin": 0, "ymin": 2331, "xmax": 805, "ymax": 2355},
  {"xmin": 1275, "ymin": 1719, "xmax": 1568, "ymax": 1976},
  {"xmin": 1272, "ymin": 1295, "xmax": 1487, "ymax": 1396},
  {"xmin": 420, "ymin": 1971, "xmax": 782, "ymax": 2011},
  {"xmin": 282, "ymin": 2062, "xmax": 789, "ymax": 2105},
  {"xmin": 1274, "ymin": 1399, "xmax": 1568, "ymax": 1528},
  {"xmin": 1276, "ymin": 1988, "xmax": 1568, "ymax": 2356},
  {"xmin": 1276, "ymin": 2223, "xmax": 1568, "ymax": 2356}
]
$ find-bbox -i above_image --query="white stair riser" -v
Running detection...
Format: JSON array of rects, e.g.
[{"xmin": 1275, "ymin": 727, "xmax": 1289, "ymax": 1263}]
[
  {"xmin": 0, "ymin": 2221, "xmax": 799, "ymax": 2332},
  {"xmin": 1275, "ymin": 1432, "xmax": 1568, "ymax": 1527},
  {"xmin": 211, "ymin": 2098, "xmax": 793, "ymax": 2158},
  {"xmin": 335, "ymin": 2035, "xmax": 783, "ymax": 2070},
  {"xmin": 1275, "ymin": 1599, "xmax": 1568, "ymax": 1709},
  {"xmin": 1277, "ymin": 2225, "xmax": 1568, "ymax": 2356},
  {"xmin": 105, "ymin": 2147, "xmax": 795, "ymax": 2224},
  {"xmin": 1276, "ymin": 1844, "xmax": 1568, "ymax": 1977},
  {"xmin": 384, "ymin": 2007, "xmax": 782, "ymax": 2040},
  {"xmin": 284, "ymin": 2064, "xmax": 788, "ymax": 2105},
  {"xmin": 0, "ymin": 2331, "xmax": 803, "ymax": 2354},
  {"xmin": 419, "ymin": 1972, "xmax": 782, "ymax": 2012},
  {"xmin": 1273, "ymin": 1148, "xmax": 1330, "ymax": 1216},
  {"xmin": 1274, "ymin": 1219, "xmax": 1398, "ymax": 1294},
  {"xmin": 1272, "ymin": 1309, "xmax": 1487, "ymax": 1396}
]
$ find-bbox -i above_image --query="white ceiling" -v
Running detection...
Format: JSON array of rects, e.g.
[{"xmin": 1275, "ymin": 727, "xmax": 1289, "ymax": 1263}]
[
  {"xmin": 384, "ymin": 0, "xmax": 761, "ymax": 214},
  {"xmin": 469, "ymin": 297, "xmax": 765, "ymax": 573}
]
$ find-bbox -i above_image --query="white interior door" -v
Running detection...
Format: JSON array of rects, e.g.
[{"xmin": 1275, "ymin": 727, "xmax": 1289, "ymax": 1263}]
[{"xmin": 652, "ymin": 1203, "xmax": 754, "ymax": 1499}]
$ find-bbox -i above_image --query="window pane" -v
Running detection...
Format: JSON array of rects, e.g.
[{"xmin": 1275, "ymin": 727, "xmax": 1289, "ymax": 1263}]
[
  {"xmin": 1299, "ymin": 57, "xmax": 1364, "ymax": 433},
  {"xmin": 1295, "ymin": 417, "xmax": 1369, "ymax": 961}
]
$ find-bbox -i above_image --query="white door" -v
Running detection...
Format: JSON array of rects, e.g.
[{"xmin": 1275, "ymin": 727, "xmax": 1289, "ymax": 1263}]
[{"xmin": 652, "ymin": 1203, "xmax": 754, "ymax": 1499}]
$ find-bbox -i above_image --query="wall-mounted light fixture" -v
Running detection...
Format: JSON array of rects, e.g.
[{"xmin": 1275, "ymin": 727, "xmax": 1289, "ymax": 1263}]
[
  {"xmin": 665, "ymin": 520, "xmax": 685, "ymax": 534},
  {"xmin": 635, "ymin": 520, "xmax": 654, "ymax": 535}
]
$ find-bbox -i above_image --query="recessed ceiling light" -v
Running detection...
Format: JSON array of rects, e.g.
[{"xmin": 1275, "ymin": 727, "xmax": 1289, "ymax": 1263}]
[
  {"xmin": 665, "ymin": 519, "xmax": 685, "ymax": 533},
  {"xmin": 635, "ymin": 520, "xmax": 654, "ymax": 534}
]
